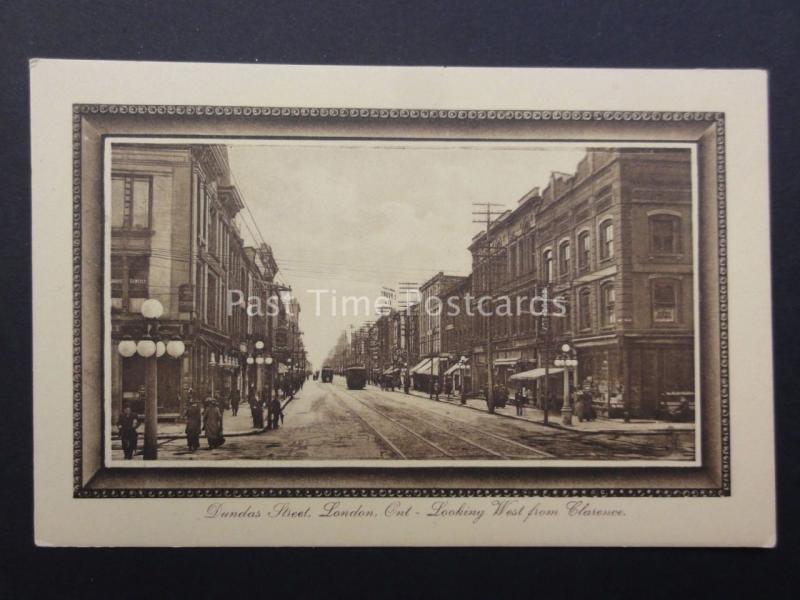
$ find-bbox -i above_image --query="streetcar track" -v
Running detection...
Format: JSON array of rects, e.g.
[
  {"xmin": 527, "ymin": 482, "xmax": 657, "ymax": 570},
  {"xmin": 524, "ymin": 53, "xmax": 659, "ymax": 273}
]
[
  {"xmin": 344, "ymin": 389, "xmax": 512, "ymax": 458},
  {"xmin": 357, "ymin": 387, "xmax": 557, "ymax": 458},
  {"xmin": 326, "ymin": 386, "xmax": 409, "ymax": 459},
  {"xmin": 334, "ymin": 387, "xmax": 456, "ymax": 459},
  {"xmin": 362, "ymin": 386, "xmax": 690, "ymax": 459}
]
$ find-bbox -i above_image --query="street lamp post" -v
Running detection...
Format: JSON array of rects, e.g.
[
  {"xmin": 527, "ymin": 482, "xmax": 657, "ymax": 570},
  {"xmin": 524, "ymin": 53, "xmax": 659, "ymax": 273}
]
[
  {"xmin": 554, "ymin": 343, "xmax": 579, "ymax": 426},
  {"xmin": 459, "ymin": 355, "xmax": 468, "ymax": 404},
  {"xmin": 254, "ymin": 340, "xmax": 265, "ymax": 400},
  {"xmin": 265, "ymin": 355, "xmax": 274, "ymax": 402},
  {"xmin": 117, "ymin": 298, "xmax": 185, "ymax": 460}
]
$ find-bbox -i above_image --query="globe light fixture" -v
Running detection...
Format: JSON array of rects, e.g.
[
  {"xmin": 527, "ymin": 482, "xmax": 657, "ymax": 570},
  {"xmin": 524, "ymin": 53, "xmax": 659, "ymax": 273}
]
[
  {"xmin": 246, "ymin": 356, "xmax": 255, "ymax": 365},
  {"xmin": 166, "ymin": 338, "xmax": 185, "ymax": 358},
  {"xmin": 265, "ymin": 356, "xmax": 274, "ymax": 365},
  {"xmin": 255, "ymin": 340, "xmax": 265, "ymax": 350},
  {"xmin": 140, "ymin": 298, "xmax": 164, "ymax": 320},
  {"xmin": 118, "ymin": 335, "xmax": 137, "ymax": 358},
  {"xmin": 156, "ymin": 341, "xmax": 166, "ymax": 358},
  {"xmin": 561, "ymin": 343, "xmax": 571, "ymax": 353},
  {"xmin": 137, "ymin": 337, "xmax": 157, "ymax": 358},
  {"xmin": 209, "ymin": 352, "xmax": 216, "ymax": 367},
  {"xmin": 256, "ymin": 356, "xmax": 265, "ymax": 365}
]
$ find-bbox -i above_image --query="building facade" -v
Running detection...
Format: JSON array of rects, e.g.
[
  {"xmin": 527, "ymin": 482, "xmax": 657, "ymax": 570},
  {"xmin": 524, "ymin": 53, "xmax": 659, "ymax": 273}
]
[
  {"xmin": 110, "ymin": 144, "xmax": 282, "ymax": 421},
  {"xmin": 470, "ymin": 148, "xmax": 694, "ymax": 418}
]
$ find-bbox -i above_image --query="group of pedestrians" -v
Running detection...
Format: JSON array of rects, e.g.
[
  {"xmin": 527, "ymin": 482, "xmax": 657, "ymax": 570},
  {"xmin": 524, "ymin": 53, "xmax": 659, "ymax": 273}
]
[
  {"xmin": 116, "ymin": 382, "xmax": 295, "ymax": 459},
  {"xmin": 247, "ymin": 383, "xmax": 285, "ymax": 431}
]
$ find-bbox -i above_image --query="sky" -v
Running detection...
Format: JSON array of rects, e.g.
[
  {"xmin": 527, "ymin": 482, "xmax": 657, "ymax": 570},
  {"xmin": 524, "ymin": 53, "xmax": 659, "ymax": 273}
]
[{"xmin": 227, "ymin": 141, "xmax": 586, "ymax": 370}]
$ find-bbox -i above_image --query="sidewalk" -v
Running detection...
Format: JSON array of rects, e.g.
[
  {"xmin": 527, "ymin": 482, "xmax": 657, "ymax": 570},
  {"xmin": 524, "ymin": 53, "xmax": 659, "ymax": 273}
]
[
  {"xmin": 380, "ymin": 385, "xmax": 694, "ymax": 434},
  {"xmin": 111, "ymin": 396, "xmax": 296, "ymax": 440}
]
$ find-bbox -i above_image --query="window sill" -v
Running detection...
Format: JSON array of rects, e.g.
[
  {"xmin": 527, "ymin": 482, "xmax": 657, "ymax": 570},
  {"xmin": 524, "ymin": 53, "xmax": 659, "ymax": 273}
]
[{"xmin": 111, "ymin": 227, "xmax": 154, "ymax": 237}]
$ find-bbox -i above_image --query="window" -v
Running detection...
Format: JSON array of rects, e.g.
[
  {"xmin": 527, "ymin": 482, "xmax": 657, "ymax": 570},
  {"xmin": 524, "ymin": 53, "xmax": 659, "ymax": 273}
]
[
  {"xmin": 652, "ymin": 280, "xmax": 678, "ymax": 323},
  {"xmin": 601, "ymin": 282, "xmax": 616, "ymax": 326},
  {"xmin": 127, "ymin": 257, "xmax": 149, "ymax": 298},
  {"xmin": 209, "ymin": 209, "xmax": 218, "ymax": 257},
  {"xmin": 528, "ymin": 235, "xmax": 536, "ymax": 273},
  {"xmin": 543, "ymin": 249, "xmax": 553, "ymax": 282},
  {"xmin": 558, "ymin": 241, "xmax": 571, "ymax": 277},
  {"xmin": 650, "ymin": 214, "xmax": 681, "ymax": 254},
  {"xmin": 111, "ymin": 174, "xmax": 151, "ymax": 229},
  {"xmin": 578, "ymin": 231, "xmax": 590, "ymax": 270},
  {"xmin": 509, "ymin": 242, "xmax": 517, "ymax": 280},
  {"xmin": 579, "ymin": 288, "xmax": 592, "ymax": 330},
  {"xmin": 111, "ymin": 178, "xmax": 125, "ymax": 228},
  {"xmin": 599, "ymin": 220, "xmax": 614, "ymax": 260},
  {"xmin": 207, "ymin": 273, "xmax": 218, "ymax": 327}
]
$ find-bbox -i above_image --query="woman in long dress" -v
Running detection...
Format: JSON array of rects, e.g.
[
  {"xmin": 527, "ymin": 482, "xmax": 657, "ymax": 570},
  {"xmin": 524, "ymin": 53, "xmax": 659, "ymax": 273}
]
[{"xmin": 203, "ymin": 400, "xmax": 225, "ymax": 449}]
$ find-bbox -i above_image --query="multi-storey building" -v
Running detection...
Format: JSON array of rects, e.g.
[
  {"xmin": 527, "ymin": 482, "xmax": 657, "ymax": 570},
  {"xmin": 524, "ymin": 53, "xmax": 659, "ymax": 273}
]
[
  {"xmin": 110, "ymin": 144, "xmax": 277, "ymax": 421},
  {"xmin": 439, "ymin": 275, "xmax": 474, "ymax": 393},
  {"xmin": 470, "ymin": 148, "xmax": 694, "ymax": 418}
]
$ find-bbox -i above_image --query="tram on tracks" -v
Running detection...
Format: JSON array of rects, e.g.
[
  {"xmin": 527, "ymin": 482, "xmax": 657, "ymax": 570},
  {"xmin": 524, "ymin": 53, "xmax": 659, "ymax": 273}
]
[
  {"xmin": 345, "ymin": 366, "xmax": 367, "ymax": 390},
  {"xmin": 320, "ymin": 367, "xmax": 334, "ymax": 383}
]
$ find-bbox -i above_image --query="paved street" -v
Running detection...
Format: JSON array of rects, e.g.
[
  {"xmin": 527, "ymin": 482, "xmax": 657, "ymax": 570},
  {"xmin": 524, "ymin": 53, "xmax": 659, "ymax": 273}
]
[{"xmin": 113, "ymin": 378, "xmax": 694, "ymax": 461}]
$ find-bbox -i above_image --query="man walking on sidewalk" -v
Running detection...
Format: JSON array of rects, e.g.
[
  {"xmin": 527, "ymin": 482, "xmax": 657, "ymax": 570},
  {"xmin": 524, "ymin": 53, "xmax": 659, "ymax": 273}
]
[{"xmin": 184, "ymin": 400, "xmax": 202, "ymax": 451}]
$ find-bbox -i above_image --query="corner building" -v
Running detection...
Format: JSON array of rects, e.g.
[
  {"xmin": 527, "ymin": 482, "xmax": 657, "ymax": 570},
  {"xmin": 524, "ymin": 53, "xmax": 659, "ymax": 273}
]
[{"xmin": 468, "ymin": 149, "xmax": 694, "ymax": 418}]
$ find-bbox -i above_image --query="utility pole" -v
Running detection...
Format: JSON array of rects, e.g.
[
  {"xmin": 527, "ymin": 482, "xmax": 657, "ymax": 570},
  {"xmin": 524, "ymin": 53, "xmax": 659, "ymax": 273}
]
[
  {"xmin": 540, "ymin": 283, "xmax": 552, "ymax": 426},
  {"xmin": 473, "ymin": 202, "xmax": 506, "ymax": 414}
]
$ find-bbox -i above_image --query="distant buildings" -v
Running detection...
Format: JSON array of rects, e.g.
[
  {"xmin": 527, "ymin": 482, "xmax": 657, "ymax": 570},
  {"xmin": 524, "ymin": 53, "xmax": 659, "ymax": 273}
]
[{"xmin": 327, "ymin": 148, "xmax": 694, "ymax": 419}]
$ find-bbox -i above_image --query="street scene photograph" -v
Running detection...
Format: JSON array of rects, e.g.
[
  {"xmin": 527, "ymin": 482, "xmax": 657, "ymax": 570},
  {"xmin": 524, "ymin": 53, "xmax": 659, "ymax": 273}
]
[{"xmin": 107, "ymin": 139, "xmax": 698, "ymax": 464}]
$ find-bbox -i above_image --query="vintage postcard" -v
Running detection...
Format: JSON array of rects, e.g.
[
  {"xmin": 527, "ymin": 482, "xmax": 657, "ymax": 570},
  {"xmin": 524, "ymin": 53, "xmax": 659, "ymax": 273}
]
[{"xmin": 32, "ymin": 60, "xmax": 775, "ymax": 546}]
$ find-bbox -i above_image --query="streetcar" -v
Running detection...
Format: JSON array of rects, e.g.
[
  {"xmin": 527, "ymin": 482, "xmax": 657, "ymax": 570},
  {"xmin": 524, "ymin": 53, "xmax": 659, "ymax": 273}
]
[
  {"xmin": 320, "ymin": 367, "xmax": 334, "ymax": 383},
  {"xmin": 345, "ymin": 366, "xmax": 367, "ymax": 390}
]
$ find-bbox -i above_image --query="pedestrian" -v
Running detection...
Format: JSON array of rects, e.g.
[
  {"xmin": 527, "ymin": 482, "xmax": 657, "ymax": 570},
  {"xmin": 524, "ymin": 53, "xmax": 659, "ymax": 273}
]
[
  {"xmin": 203, "ymin": 400, "xmax": 225, "ymax": 449},
  {"xmin": 230, "ymin": 387, "xmax": 240, "ymax": 417},
  {"xmin": 117, "ymin": 404, "xmax": 140, "ymax": 459},
  {"xmin": 515, "ymin": 387, "xmax": 525, "ymax": 416},
  {"xmin": 184, "ymin": 400, "xmax": 202, "ymax": 451},
  {"xmin": 271, "ymin": 396, "xmax": 284, "ymax": 429},
  {"xmin": 266, "ymin": 392, "xmax": 274, "ymax": 430}
]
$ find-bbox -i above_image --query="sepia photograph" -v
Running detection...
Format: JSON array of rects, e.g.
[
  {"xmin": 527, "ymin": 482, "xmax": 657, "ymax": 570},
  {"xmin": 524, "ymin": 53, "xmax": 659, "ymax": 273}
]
[
  {"xmin": 105, "ymin": 139, "xmax": 699, "ymax": 467},
  {"xmin": 30, "ymin": 61, "xmax": 777, "ymax": 548}
]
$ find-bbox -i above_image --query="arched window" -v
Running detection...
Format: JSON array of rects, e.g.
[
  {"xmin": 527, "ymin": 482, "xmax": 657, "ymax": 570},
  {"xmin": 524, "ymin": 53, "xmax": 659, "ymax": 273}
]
[
  {"xmin": 543, "ymin": 249, "xmax": 553, "ymax": 282},
  {"xmin": 599, "ymin": 219, "xmax": 614, "ymax": 260},
  {"xmin": 578, "ymin": 231, "xmax": 591, "ymax": 271},
  {"xmin": 652, "ymin": 279, "xmax": 679, "ymax": 323},
  {"xmin": 649, "ymin": 214, "xmax": 681, "ymax": 254},
  {"xmin": 601, "ymin": 282, "xmax": 616, "ymax": 326},
  {"xmin": 558, "ymin": 240, "xmax": 571, "ymax": 277},
  {"xmin": 578, "ymin": 288, "xmax": 592, "ymax": 330}
]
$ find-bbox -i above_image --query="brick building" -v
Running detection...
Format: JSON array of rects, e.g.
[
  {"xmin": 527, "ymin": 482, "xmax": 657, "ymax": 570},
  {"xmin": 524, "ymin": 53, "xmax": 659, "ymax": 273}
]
[
  {"xmin": 109, "ymin": 144, "xmax": 278, "ymax": 421},
  {"xmin": 469, "ymin": 148, "xmax": 694, "ymax": 418}
]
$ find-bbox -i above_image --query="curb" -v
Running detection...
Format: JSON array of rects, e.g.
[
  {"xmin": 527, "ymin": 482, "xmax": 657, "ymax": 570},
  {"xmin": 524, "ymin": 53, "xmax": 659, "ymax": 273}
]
[
  {"xmin": 388, "ymin": 387, "xmax": 690, "ymax": 436},
  {"xmin": 112, "ymin": 396, "xmax": 298, "ymax": 441}
]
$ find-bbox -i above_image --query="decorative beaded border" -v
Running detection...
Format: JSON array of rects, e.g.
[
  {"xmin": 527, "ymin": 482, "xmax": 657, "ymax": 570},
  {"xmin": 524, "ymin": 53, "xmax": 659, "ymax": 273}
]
[{"xmin": 72, "ymin": 105, "xmax": 728, "ymax": 498}]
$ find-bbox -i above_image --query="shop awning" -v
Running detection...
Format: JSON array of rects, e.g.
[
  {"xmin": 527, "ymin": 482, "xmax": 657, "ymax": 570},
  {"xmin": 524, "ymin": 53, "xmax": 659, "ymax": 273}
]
[
  {"xmin": 444, "ymin": 362, "xmax": 470, "ymax": 376},
  {"xmin": 411, "ymin": 357, "xmax": 444, "ymax": 375},
  {"xmin": 410, "ymin": 358, "xmax": 431, "ymax": 374},
  {"xmin": 494, "ymin": 357, "xmax": 520, "ymax": 367},
  {"xmin": 509, "ymin": 367, "xmax": 564, "ymax": 381},
  {"xmin": 383, "ymin": 367, "xmax": 399, "ymax": 375}
]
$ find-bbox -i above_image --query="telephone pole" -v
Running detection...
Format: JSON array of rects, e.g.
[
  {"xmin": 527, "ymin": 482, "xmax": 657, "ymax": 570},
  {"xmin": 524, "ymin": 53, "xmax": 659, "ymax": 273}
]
[{"xmin": 473, "ymin": 202, "xmax": 506, "ymax": 414}]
